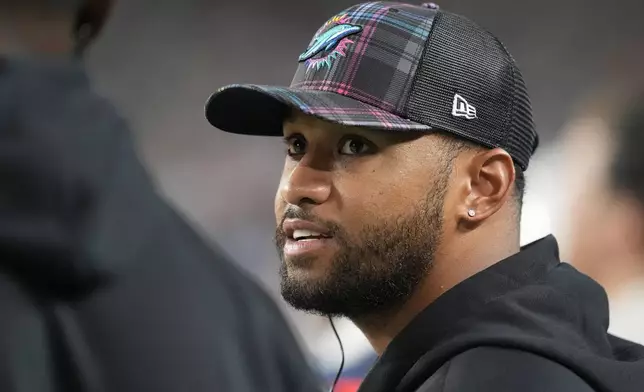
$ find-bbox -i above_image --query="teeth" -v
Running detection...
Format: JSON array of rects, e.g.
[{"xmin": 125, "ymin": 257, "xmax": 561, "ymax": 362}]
[{"xmin": 293, "ymin": 229, "xmax": 323, "ymax": 240}]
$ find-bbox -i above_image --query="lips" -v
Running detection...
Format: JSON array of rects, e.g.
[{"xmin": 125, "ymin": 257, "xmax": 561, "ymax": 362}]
[
  {"xmin": 281, "ymin": 219, "xmax": 334, "ymax": 258},
  {"xmin": 283, "ymin": 219, "xmax": 332, "ymax": 241}
]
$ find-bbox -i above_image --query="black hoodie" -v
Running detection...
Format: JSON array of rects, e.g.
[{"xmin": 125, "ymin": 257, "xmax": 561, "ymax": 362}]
[
  {"xmin": 0, "ymin": 57, "xmax": 321, "ymax": 392},
  {"xmin": 357, "ymin": 235, "xmax": 644, "ymax": 392}
]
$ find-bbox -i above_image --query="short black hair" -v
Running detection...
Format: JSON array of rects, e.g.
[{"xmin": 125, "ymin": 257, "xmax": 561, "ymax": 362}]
[
  {"xmin": 610, "ymin": 93, "xmax": 644, "ymax": 203},
  {"xmin": 442, "ymin": 135, "xmax": 526, "ymax": 217}
]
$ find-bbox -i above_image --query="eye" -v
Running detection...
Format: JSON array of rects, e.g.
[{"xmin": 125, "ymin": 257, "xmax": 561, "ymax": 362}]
[
  {"xmin": 285, "ymin": 135, "xmax": 307, "ymax": 157},
  {"xmin": 339, "ymin": 137, "xmax": 373, "ymax": 155}
]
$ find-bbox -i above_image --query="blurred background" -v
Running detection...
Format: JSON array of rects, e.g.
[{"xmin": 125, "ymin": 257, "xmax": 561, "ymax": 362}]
[{"xmin": 84, "ymin": 0, "xmax": 644, "ymax": 389}]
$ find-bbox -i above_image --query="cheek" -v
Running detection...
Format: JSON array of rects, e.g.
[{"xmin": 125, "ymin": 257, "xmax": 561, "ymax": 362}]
[
  {"xmin": 274, "ymin": 172, "xmax": 289, "ymax": 224},
  {"xmin": 334, "ymin": 169, "xmax": 430, "ymax": 224}
]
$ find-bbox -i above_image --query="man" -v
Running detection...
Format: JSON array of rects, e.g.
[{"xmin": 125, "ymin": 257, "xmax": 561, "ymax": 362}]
[
  {"xmin": 561, "ymin": 84, "xmax": 644, "ymax": 346},
  {"xmin": 0, "ymin": 1, "xmax": 320, "ymax": 391},
  {"xmin": 205, "ymin": 2, "xmax": 644, "ymax": 391}
]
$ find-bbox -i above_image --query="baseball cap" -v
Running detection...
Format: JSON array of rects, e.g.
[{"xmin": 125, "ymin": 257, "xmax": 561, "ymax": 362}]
[{"xmin": 205, "ymin": 1, "xmax": 539, "ymax": 170}]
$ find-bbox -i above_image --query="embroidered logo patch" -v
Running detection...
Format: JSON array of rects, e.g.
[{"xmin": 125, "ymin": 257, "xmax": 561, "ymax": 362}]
[
  {"xmin": 452, "ymin": 94, "xmax": 477, "ymax": 120},
  {"xmin": 298, "ymin": 14, "xmax": 362, "ymax": 72}
]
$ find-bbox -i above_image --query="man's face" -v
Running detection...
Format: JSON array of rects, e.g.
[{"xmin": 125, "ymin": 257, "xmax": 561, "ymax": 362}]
[{"xmin": 274, "ymin": 112, "xmax": 454, "ymax": 319}]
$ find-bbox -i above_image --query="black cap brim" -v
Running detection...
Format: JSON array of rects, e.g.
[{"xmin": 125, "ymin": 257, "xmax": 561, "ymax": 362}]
[{"xmin": 205, "ymin": 84, "xmax": 432, "ymax": 136}]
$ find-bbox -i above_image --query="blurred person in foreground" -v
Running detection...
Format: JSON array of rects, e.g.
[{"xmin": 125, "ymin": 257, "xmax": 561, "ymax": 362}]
[
  {"xmin": 205, "ymin": 2, "xmax": 644, "ymax": 392},
  {"xmin": 561, "ymin": 84, "xmax": 644, "ymax": 346},
  {"xmin": 0, "ymin": 1, "xmax": 320, "ymax": 391}
]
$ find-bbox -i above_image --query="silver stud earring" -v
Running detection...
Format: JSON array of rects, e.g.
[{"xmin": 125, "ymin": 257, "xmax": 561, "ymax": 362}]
[{"xmin": 467, "ymin": 209, "xmax": 476, "ymax": 217}]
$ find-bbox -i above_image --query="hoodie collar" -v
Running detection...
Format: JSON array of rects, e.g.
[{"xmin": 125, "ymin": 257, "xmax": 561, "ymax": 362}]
[{"xmin": 359, "ymin": 235, "xmax": 563, "ymax": 391}]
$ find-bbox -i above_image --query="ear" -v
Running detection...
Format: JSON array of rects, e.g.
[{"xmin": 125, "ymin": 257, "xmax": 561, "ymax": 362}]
[{"xmin": 460, "ymin": 148, "xmax": 515, "ymax": 224}]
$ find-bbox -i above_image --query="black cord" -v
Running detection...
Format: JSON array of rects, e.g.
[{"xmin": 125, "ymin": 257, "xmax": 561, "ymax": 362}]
[{"xmin": 328, "ymin": 315, "xmax": 345, "ymax": 392}]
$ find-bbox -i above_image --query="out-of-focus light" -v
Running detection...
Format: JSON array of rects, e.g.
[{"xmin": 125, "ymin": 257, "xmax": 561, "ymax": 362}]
[{"xmin": 520, "ymin": 196, "xmax": 553, "ymax": 246}]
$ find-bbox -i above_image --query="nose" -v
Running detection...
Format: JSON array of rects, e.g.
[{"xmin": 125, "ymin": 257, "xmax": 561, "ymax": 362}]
[{"xmin": 280, "ymin": 162, "xmax": 332, "ymax": 207}]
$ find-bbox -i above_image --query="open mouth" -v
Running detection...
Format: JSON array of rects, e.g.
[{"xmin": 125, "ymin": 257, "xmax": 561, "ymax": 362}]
[
  {"xmin": 282, "ymin": 221, "xmax": 335, "ymax": 258},
  {"xmin": 291, "ymin": 229, "xmax": 332, "ymax": 241}
]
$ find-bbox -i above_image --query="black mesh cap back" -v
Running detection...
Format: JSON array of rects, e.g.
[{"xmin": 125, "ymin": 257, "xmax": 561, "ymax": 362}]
[{"xmin": 404, "ymin": 10, "xmax": 538, "ymax": 170}]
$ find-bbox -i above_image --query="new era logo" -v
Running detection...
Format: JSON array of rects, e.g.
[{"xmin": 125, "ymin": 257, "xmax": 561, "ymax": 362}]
[{"xmin": 452, "ymin": 94, "xmax": 477, "ymax": 120}]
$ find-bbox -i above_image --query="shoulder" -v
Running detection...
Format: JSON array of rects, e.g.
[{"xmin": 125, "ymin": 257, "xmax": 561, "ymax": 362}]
[{"xmin": 419, "ymin": 347, "xmax": 595, "ymax": 392}]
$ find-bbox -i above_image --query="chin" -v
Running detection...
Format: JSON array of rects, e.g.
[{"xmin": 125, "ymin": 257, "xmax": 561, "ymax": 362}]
[{"xmin": 283, "ymin": 259, "xmax": 331, "ymax": 283}]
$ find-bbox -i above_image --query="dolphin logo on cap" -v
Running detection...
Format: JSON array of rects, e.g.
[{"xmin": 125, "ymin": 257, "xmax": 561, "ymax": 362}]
[{"xmin": 298, "ymin": 23, "xmax": 363, "ymax": 63}]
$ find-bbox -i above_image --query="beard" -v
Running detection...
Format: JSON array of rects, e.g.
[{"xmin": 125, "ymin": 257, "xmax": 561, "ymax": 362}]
[{"xmin": 274, "ymin": 179, "xmax": 447, "ymax": 320}]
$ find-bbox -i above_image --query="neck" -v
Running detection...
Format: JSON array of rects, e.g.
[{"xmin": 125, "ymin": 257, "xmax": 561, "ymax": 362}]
[
  {"xmin": 355, "ymin": 222, "xmax": 520, "ymax": 355},
  {"xmin": 0, "ymin": 13, "xmax": 75, "ymax": 59}
]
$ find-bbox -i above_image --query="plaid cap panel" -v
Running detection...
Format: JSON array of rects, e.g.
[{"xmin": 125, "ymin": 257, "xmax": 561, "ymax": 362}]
[
  {"xmin": 238, "ymin": 84, "xmax": 433, "ymax": 130},
  {"xmin": 291, "ymin": 2, "xmax": 436, "ymax": 117}
]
